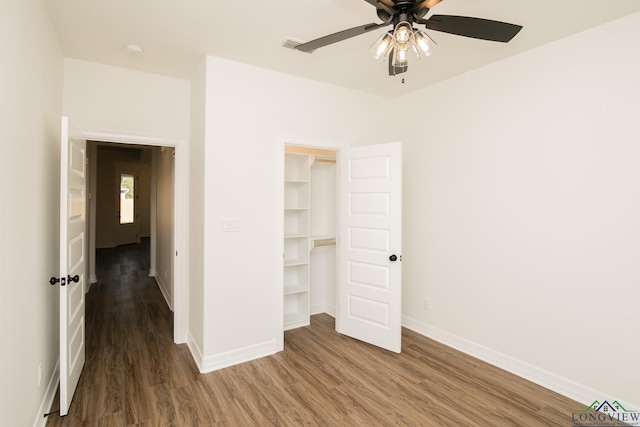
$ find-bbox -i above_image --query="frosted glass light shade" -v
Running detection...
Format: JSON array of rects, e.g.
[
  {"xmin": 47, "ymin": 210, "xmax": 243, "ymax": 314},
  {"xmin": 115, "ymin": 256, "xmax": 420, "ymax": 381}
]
[
  {"xmin": 392, "ymin": 45, "xmax": 410, "ymax": 67},
  {"xmin": 414, "ymin": 30, "xmax": 435, "ymax": 57},
  {"xmin": 370, "ymin": 32, "xmax": 394, "ymax": 60},
  {"xmin": 393, "ymin": 22, "xmax": 413, "ymax": 44}
]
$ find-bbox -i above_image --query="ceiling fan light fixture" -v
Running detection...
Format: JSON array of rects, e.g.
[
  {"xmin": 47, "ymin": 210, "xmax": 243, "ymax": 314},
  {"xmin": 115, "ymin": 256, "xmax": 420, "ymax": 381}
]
[
  {"xmin": 414, "ymin": 30, "xmax": 435, "ymax": 57},
  {"xmin": 392, "ymin": 44, "xmax": 410, "ymax": 67},
  {"xmin": 370, "ymin": 32, "xmax": 394, "ymax": 60},
  {"xmin": 393, "ymin": 22, "xmax": 413, "ymax": 45}
]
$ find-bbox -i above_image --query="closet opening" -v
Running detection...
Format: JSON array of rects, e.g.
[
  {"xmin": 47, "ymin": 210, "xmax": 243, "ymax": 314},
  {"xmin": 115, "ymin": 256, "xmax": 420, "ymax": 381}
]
[
  {"xmin": 283, "ymin": 145, "xmax": 338, "ymax": 332},
  {"xmin": 278, "ymin": 139, "xmax": 403, "ymax": 353}
]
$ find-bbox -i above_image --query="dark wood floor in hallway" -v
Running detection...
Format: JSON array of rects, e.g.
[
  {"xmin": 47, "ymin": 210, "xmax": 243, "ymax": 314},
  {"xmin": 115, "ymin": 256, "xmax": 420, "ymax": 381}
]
[{"xmin": 46, "ymin": 240, "xmax": 589, "ymax": 426}]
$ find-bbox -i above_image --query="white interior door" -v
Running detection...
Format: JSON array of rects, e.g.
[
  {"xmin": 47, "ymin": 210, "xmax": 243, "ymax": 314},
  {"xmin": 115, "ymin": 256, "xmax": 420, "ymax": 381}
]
[
  {"xmin": 59, "ymin": 116, "xmax": 87, "ymax": 415},
  {"xmin": 336, "ymin": 141, "xmax": 402, "ymax": 353}
]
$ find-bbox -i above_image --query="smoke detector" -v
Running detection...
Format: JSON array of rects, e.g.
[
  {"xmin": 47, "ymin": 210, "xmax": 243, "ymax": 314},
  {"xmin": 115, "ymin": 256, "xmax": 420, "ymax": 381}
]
[{"xmin": 125, "ymin": 44, "xmax": 144, "ymax": 55}]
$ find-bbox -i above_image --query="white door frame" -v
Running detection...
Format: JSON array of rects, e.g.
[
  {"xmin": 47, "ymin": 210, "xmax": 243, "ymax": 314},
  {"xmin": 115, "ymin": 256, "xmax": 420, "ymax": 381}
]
[
  {"xmin": 275, "ymin": 135, "xmax": 345, "ymax": 352},
  {"xmin": 71, "ymin": 128, "xmax": 189, "ymax": 344}
]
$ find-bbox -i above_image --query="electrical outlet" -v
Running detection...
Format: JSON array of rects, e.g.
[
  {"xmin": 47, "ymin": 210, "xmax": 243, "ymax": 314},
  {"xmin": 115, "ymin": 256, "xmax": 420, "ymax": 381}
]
[
  {"xmin": 38, "ymin": 363, "xmax": 43, "ymax": 386},
  {"xmin": 424, "ymin": 298, "xmax": 432, "ymax": 312}
]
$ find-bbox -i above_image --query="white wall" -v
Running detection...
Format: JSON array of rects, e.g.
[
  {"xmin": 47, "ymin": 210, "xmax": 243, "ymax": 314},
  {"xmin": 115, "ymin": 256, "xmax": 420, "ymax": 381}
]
[
  {"xmin": 188, "ymin": 59, "xmax": 206, "ymax": 360},
  {"xmin": 196, "ymin": 56, "xmax": 392, "ymax": 367},
  {"xmin": 0, "ymin": 1, "xmax": 63, "ymax": 425},
  {"xmin": 156, "ymin": 147, "xmax": 174, "ymax": 306},
  {"xmin": 397, "ymin": 12, "xmax": 640, "ymax": 407},
  {"xmin": 63, "ymin": 58, "xmax": 190, "ymax": 142}
]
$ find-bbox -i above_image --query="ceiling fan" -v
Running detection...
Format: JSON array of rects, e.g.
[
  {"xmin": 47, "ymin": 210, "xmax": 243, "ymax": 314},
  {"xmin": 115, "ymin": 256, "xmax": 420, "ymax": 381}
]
[{"xmin": 294, "ymin": 0, "xmax": 523, "ymax": 76}]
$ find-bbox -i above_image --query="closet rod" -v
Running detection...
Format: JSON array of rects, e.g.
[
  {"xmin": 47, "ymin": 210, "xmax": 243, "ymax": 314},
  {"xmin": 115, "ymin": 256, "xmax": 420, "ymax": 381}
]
[
  {"xmin": 315, "ymin": 158, "xmax": 336, "ymax": 164},
  {"xmin": 285, "ymin": 145, "xmax": 336, "ymax": 158},
  {"xmin": 314, "ymin": 241, "xmax": 336, "ymax": 247}
]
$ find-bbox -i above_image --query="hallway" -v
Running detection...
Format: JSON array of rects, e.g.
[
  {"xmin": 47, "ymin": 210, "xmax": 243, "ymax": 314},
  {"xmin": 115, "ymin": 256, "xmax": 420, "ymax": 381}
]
[{"xmin": 47, "ymin": 240, "xmax": 197, "ymax": 426}]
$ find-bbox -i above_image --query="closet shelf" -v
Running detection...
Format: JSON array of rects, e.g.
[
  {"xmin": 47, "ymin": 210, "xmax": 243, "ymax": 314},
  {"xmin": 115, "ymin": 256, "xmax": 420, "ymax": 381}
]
[
  {"xmin": 284, "ymin": 151, "xmax": 312, "ymax": 331},
  {"xmin": 284, "ymin": 258, "xmax": 308, "ymax": 267},
  {"xmin": 284, "ymin": 284, "xmax": 308, "ymax": 295},
  {"xmin": 284, "ymin": 233, "xmax": 307, "ymax": 239},
  {"xmin": 311, "ymin": 235, "xmax": 335, "ymax": 242}
]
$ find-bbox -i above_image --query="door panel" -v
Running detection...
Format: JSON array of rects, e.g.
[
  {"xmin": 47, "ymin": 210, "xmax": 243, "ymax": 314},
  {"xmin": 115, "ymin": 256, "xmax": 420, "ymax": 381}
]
[
  {"xmin": 59, "ymin": 116, "xmax": 86, "ymax": 415},
  {"xmin": 337, "ymin": 142, "xmax": 402, "ymax": 353},
  {"xmin": 349, "ymin": 227, "xmax": 390, "ymax": 252},
  {"xmin": 349, "ymin": 261, "xmax": 389, "ymax": 290}
]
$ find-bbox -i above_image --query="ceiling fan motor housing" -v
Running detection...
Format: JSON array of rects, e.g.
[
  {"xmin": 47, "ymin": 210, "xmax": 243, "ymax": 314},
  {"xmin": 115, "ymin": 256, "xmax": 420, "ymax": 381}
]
[{"xmin": 377, "ymin": 1, "xmax": 428, "ymax": 24}]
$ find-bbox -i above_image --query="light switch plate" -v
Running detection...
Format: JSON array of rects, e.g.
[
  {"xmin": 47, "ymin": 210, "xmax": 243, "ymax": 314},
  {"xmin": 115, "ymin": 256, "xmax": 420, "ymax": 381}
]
[{"xmin": 220, "ymin": 217, "xmax": 240, "ymax": 232}]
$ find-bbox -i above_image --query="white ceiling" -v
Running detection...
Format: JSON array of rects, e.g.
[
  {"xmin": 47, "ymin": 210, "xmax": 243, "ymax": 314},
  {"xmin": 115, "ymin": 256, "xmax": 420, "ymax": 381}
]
[{"xmin": 44, "ymin": 0, "xmax": 640, "ymax": 99}]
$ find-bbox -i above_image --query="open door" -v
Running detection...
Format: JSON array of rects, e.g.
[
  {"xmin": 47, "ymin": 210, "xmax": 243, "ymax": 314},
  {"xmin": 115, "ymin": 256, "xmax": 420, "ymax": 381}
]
[
  {"xmin": 336, "ymin": 142, "xmax": 402, "ymax": 353},
  {"xmin": 58, "ymin": 116, "xmax": 87, "ymax": 415}
]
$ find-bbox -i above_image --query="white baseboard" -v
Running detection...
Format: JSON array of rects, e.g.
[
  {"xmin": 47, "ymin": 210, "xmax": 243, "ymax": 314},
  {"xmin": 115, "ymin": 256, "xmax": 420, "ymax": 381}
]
[
  {"xmin": 32, "ymin": 359, "xmax": 59, "ymax": 427},
  {"xmin": 89, "ymin": 274, "xmax": 97, "ymax": 284},
  {"xmin": 402, "ymin": 315, "xmax": 638, "ymax": 411},
  {"xmin": 148, "ymin": 269, "xmax": 156, "ymax": 277},
  {"xmin": 311, "ymin": 304, "xmax": 335, "ymax": 317},
  {"xmin": 153, "ymin": 275, "xmax": 173, "ymax": 311},
  {"xmin": 199, "ymin": 340, "xmax": 277, "ymax": 374},
  {"xmin": 187, "ymin": 331, "xmax": 205, "ymax": 372}
]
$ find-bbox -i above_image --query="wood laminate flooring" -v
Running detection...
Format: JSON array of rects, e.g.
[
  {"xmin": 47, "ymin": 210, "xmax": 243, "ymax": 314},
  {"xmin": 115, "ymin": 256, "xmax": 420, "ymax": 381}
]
[{"xmin": 46, "ymin": 240, "xmax": 593, "ymax": 426}]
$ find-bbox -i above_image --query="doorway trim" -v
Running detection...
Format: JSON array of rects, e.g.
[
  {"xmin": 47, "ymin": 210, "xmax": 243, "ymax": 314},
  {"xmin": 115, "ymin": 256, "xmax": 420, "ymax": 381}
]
[
  {"xmin": 72, "ymin": 128, "xmax": 189, "ymax": 344},
  {"xmin": 275, "ymin": 135, "xmax": 345, "ymax": 352}
]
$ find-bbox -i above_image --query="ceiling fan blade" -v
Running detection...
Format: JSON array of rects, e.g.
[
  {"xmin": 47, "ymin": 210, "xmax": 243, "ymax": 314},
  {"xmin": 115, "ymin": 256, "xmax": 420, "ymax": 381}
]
[
  {"xmin": 424, "ymin": 15, "xmax": 522, "ymax": 42},
  {"xmin": 295, "ymin": 22, "xmax": 390, "ymax": 53},
  {"xmin": 362, "ymin": 1, "xmax": 395, "ymax": 22}
]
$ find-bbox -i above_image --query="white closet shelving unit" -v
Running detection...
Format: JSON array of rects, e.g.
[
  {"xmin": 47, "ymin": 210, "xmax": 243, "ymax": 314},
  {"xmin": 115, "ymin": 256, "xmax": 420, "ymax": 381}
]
[
  {"xmin": 284, "ymin": 153, "xmax": 311, "ymax": 329},
  {"xmin": 284, "ymin": 146, "xmax": 336, "ymax": 331}
]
